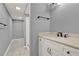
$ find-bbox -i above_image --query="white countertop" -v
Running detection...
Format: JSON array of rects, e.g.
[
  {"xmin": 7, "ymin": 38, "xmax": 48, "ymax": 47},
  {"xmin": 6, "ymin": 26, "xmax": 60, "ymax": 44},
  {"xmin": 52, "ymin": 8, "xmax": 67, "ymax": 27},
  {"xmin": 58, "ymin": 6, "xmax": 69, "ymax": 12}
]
[{"xmin": 39, "ymin": 32, "xmax": 79, "ymax": 49}]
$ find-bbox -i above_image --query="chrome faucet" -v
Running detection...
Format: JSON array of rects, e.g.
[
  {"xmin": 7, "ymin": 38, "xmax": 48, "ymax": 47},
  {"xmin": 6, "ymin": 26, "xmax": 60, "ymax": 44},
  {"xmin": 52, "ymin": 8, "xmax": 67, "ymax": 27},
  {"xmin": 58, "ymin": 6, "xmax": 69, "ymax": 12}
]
[
  {"xmin": 57, "ymin": 32, "xmax": 63, "ymax": 37},
  {"xmin": 57, "ymin": 32, "xmax": 68, "ymax": 38},
  {"xmin": 64, "ymin": 34, "xmax": 68, "ymax": 38}
]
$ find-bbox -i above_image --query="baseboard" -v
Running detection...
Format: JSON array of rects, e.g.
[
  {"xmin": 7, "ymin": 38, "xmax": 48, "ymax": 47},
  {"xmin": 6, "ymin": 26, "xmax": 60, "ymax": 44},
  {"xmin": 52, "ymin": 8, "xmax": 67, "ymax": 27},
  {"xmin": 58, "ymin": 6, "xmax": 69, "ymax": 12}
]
[{"xmin": 4, "ymin": 39, "xmax": 14, "ymax": 56}]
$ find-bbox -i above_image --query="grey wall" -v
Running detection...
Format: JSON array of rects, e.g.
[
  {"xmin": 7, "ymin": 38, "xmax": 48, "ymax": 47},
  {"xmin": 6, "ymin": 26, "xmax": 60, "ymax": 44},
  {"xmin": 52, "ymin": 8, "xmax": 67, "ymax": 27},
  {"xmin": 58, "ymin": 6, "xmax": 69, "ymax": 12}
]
[
  {"xmin": 50, "ymin": 3, "xmax": 79, "ymax": 33},
  {"xmin": 12, "ymin": 20, "xmax": 24, "ymax": 39},
  {"xmin": 30, "ymin": 3, "xmax": 50, "ymax": 56},
  {"xmin": 0, "ymin": 4, "xmax": 12, "ymax": 55}
]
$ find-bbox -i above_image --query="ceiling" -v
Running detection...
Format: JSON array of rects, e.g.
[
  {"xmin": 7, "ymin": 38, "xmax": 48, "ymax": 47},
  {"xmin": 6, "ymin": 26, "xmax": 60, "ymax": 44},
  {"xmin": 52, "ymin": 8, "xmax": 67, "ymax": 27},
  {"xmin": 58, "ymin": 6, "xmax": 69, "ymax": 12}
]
[{"xmin": 5, "ymin": 3, "xmax": 28, "ymax": 20}]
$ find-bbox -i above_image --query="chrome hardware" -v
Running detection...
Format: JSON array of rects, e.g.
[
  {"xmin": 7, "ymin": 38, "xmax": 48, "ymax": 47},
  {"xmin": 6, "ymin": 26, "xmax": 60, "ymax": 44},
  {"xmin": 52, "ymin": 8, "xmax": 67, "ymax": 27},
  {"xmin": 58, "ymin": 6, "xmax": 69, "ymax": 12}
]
[
  {"xmin": 67, "ymin": 51, "xmax": 70, "ymax": 54},
  {"xmin": 64, "ymin": 34, "xmax": 68, "ymax": 38},
  {"xmin": 47, "ymin": 48, "xmax": 52, "ymax": 56},
  {"xmin": 57, "ymin": 32, "xmax": 63, "ymax": 37}
]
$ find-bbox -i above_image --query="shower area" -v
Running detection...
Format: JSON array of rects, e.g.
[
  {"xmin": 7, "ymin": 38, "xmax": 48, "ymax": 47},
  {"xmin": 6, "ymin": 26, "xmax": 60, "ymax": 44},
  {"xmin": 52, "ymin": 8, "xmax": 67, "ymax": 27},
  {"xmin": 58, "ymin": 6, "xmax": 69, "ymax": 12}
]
[{"xmin": 5, "ymin": 20, "xmax": 26, "ymax": 56}]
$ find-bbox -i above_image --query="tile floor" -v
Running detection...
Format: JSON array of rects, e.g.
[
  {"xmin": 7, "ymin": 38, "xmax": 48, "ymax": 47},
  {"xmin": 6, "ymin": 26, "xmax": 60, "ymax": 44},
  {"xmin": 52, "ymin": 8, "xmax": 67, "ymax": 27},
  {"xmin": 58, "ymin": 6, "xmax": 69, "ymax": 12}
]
[{"xmin": 5, "ymin": 38, "xmax": 29, "ymax": 56}]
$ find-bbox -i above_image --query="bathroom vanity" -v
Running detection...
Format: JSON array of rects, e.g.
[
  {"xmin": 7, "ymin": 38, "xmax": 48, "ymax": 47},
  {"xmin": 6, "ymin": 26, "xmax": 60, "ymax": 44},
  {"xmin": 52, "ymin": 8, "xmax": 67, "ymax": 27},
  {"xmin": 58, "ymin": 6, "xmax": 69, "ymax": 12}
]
[{"xmin": 39, "ymin": 32, "xmax": 79, "ymax": 56}]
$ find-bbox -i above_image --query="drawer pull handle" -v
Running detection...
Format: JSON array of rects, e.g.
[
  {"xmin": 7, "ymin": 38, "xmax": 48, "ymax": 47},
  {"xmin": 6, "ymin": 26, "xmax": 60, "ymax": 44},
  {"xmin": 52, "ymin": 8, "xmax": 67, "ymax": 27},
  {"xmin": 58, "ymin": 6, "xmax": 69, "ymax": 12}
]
[
  {"xmin": 47, "ymin": 48, "xmax": 52, "ymax": 56},
  {"xmin": 67, "ymin": 51, "xmax": 70, "ymax": 54}
]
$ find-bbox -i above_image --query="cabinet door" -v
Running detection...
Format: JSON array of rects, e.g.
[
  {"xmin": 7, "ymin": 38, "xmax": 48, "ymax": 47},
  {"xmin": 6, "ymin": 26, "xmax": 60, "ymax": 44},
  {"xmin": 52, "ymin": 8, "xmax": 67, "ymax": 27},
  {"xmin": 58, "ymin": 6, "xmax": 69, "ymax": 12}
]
[
  {"xmin": 44, "ymin": 39, "xmax": 66, "ymax": 56},
  {"xmin": 41, "ymin": 43, "xmax": 52, "ymax": 56},
  {"xmin": 40, "ymin": 38, "xmax": 66, "ymax": 56},
  {"xmin": 39, "ymin": 37, "xmax": 53, "ymax": 56},
  {"xmin": 63, "ymin": 45, "xmax": 79, "ymax": 56}
]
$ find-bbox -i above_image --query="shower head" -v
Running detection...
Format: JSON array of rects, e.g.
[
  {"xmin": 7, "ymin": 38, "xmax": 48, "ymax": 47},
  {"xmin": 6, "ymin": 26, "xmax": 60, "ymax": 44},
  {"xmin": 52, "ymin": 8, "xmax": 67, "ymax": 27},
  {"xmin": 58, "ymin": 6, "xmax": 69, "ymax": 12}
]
[{"xmin": 48, "ymin": 3, "xmax": 58, "ymax": 7}]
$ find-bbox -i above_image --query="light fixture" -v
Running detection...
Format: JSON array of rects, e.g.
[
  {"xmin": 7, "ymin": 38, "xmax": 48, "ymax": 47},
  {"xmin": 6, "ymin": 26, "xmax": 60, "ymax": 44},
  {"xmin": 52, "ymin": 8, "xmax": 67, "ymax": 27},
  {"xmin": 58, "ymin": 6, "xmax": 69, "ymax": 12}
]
[
  {"xmin": 16, "ymin": 6, "xmax": 21, "ymax": 10},
  {"xmin": 48, "ymin": 3, "xmax": 61, "ymax": 7},
  {"xmin": 57, "ymin": 3, "xmax": 61, "ymax": 5}
]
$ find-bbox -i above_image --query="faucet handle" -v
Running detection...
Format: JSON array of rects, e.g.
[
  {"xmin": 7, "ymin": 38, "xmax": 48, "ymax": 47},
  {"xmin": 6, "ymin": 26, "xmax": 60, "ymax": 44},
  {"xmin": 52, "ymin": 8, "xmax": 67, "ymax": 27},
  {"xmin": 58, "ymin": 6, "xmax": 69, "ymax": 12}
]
[
  {"xmin": 57, "ymin": 33, "xmax": 59, "ymax": 37},
  {"xmin": 64, "ymin": 34, "xmax": 68, "ymax": 38},
  {"xmin": 57, "ymin": 32, "xmax": 63, "ymax": 37}
]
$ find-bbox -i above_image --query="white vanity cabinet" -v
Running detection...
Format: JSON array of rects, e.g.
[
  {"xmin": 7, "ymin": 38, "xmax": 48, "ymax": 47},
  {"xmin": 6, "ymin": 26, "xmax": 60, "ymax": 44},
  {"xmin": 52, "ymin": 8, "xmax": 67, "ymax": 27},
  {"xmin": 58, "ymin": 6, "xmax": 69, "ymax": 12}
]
[
  {"xmin": 39, "ymin": 35, "xmax": 79, "ymax": 56},
  {"xmin": 39, "ymin": 37, "xmax": 65, "ymax": 56}
]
